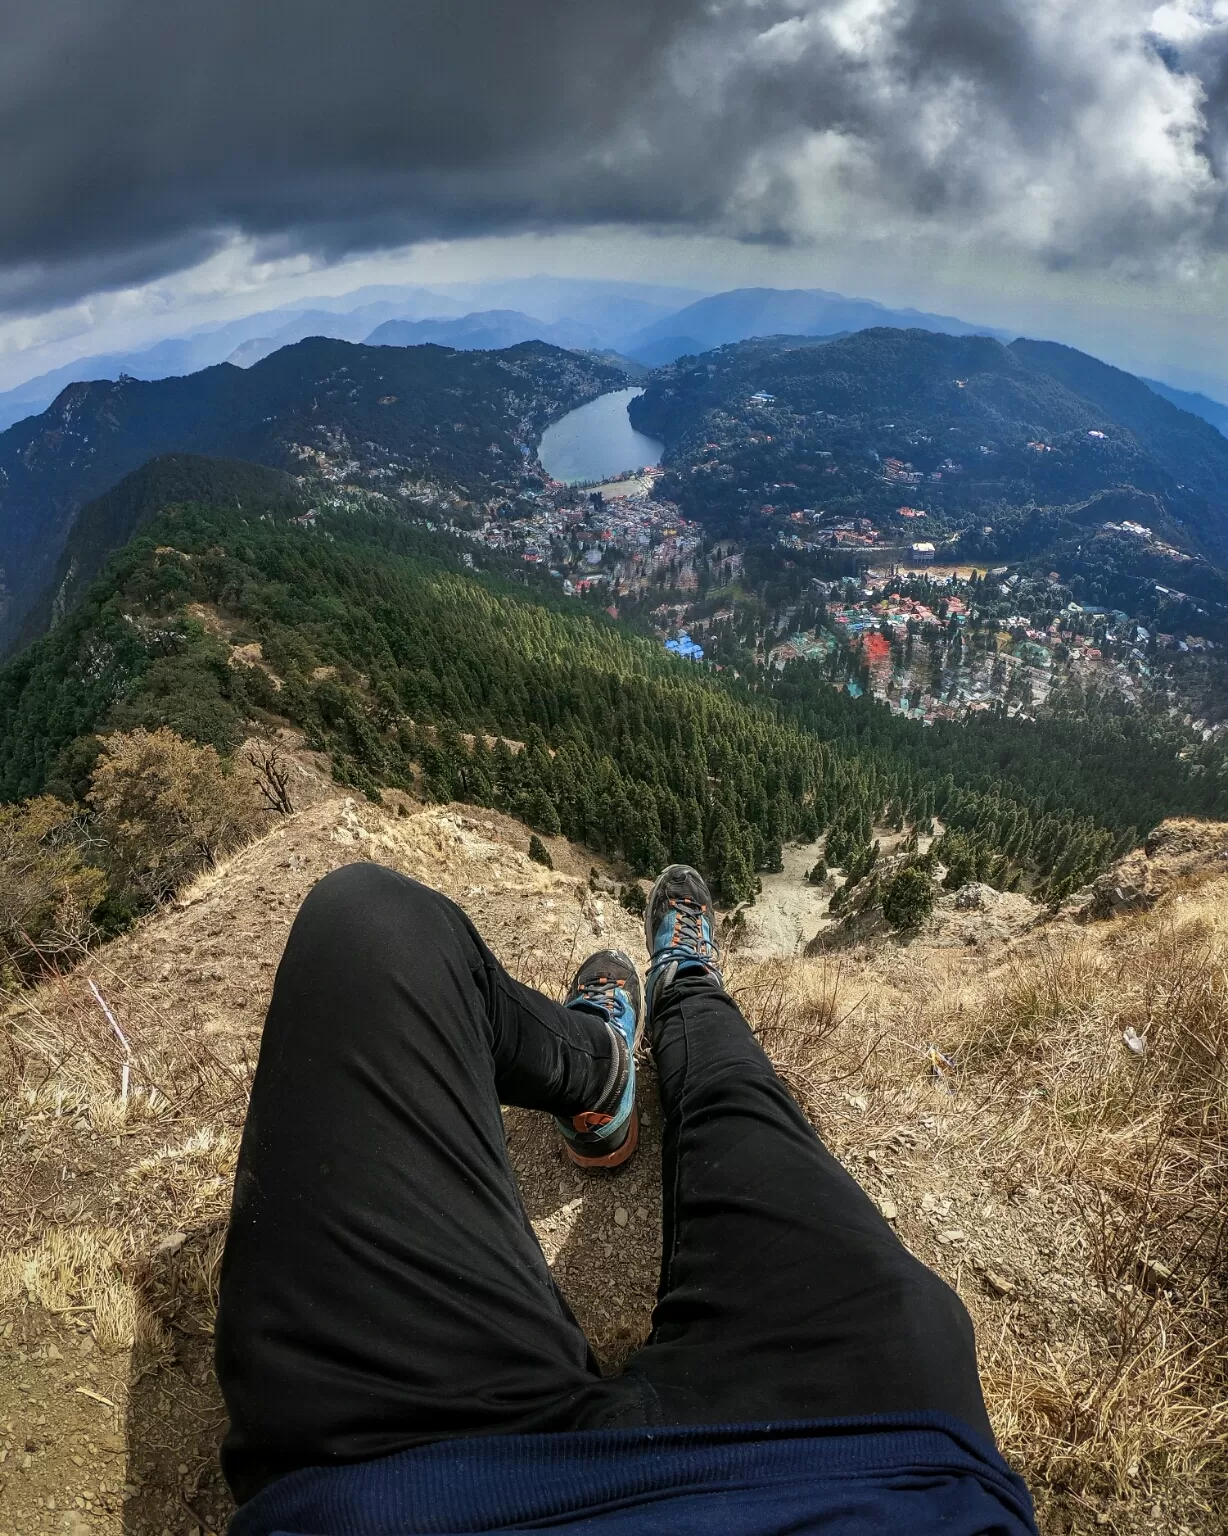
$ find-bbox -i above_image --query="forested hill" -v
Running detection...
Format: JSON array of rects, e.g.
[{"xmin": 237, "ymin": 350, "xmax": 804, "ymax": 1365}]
[
  {"xmin": 629, "ymin": 329, "xmax": 1228, "ymax": 559},
  {"xmin": 11, "ymin": 455, "xmax": 309, "ymax": 652},
  {"xmin": 0, "ymin": 338, "xmax": 622, "ymax": 651},
  {"xmin": 3, "ymin": 490, "xmax": 1226, "ymax": 908}
]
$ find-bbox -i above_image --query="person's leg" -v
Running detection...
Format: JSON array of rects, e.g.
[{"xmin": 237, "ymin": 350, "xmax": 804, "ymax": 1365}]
[
  {"xmin": 624, "ymin": 875, "xmax": 993, "ymax": 1439},
  {"xmin": 215, "ymin": 862, "xmax": 642, "ymax": 1504}
]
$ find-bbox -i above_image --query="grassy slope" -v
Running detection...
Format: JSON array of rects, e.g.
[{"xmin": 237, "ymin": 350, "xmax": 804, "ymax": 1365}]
[{"xmin": 1, "ymin": 792, "xmax": 1223, "ymax": 1536}]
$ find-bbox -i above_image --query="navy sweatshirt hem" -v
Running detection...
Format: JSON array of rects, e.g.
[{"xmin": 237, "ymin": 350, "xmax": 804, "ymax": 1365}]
[{"xmin": 229, "ymin": 1414, "xmax": 1039, "ymax": 1535}]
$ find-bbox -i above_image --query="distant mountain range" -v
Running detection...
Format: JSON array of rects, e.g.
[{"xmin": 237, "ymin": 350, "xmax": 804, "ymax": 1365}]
[
  {"xmin": 1142, "ymin": 378, "xmax": 1228, "ymax": 440},
  {"xmin": 364, "ymin": 310, "xmax": 605, "ymax": 354},
  {"xmin": 0, "ymin": 278, "xmax": 702, "ymax": 431},
  {"xmin": 2, "ymin": 277, "xmax": 1224, "ymax": 451},
  {"xmin": 0, "ymin": 287, "xmax": 470, "ymax": 432}
]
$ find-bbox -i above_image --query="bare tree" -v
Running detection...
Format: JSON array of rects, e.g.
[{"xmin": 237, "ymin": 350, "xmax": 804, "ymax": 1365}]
[{"xmin": 246, "ymin": 744, "xmax": 295, "ymax": 816}]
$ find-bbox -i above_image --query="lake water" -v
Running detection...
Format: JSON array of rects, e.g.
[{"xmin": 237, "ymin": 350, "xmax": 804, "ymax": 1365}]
[{"xmin": 538, "ymin": 387, "xmax": 663, "ymax": 485}]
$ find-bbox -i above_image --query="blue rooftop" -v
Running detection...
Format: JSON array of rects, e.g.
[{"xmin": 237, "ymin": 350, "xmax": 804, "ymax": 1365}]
[{"xmin": 666, "ymin": 631, "xmax": 705, "ymax": 661}]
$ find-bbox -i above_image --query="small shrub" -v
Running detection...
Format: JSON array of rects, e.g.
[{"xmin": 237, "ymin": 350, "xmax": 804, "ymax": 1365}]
[
  {"xmin": 88, "ymin": 728, "xmax": 263, "ymax": 906},
  {"xmin": 619, "ymin": 882, "xmax": 647, "ymax": 916},
  {"xmin": 245, "ymin": 743, "xmax": 295, "ymax": 814},
  {"xmin": 806, "ymin": 860, "xmax": 827, "ymax": 885},
  {"xmin": 0, "ymin": 796, "xmax": 106, "ymax": 984},
  {"xmin": 880, "ymin": 863, "xmax": 936, "ymax": 932},
  {"xmin": 527, "ymin": 834, "xmax": 553, "ymax": 869}
]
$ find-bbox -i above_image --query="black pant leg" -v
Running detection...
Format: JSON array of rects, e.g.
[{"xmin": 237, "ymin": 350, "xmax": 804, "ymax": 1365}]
[
  {"xmin": 215, "ymin": 863, "xmax": 639, "ymax": 1504},
  {"xmin": 624, "ymin": 975, "xmax": 993, "ymax": 1440}
]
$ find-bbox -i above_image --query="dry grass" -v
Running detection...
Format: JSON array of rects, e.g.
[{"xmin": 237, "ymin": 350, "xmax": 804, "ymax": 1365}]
[
  {"xmin": 0, "ymin": 947, "xmax": 252, "ymax": 1382},
  {"xmin": 732, "ymin": 888, "xmax": 1228, "ymax": 1529},
  {"xmin": 0, "ymin": 1226, "xmax": 168, "ymax": 1355},
  {"xmin": 967, "ymin": 906, "xmax": 1228, "ymax": 1521}
]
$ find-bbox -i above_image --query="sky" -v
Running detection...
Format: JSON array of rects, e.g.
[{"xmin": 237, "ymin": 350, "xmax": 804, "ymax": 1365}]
[{"xmin": 2, "ymin": 0, "xmax": 1228, "ymax": 395}]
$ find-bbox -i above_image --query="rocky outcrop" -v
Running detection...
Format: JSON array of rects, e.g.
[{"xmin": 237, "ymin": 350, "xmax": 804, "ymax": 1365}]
[{"xmin": 1076, "ymin": 818, "xmax": 1228, "ymax": 922}]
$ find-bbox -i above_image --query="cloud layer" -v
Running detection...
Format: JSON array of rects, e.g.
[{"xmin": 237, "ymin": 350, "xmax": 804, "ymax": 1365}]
[{"xmin": 2, "ymin": 0, "xmax": 1227, "ymax": 313}]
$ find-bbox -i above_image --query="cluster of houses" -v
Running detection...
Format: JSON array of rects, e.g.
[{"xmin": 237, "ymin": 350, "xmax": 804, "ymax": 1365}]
[{"xmin": 757, "ymin": 568, "xmax": 1220, "ymax": 725}]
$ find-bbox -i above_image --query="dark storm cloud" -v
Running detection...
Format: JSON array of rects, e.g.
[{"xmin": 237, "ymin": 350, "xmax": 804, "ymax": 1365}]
[{"xmin": 1, "ymin": 0, "xmax": 1225, "ymax": 312}]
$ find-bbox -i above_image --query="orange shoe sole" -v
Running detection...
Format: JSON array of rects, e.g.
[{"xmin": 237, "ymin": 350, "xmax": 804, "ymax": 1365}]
[{"xmin": 563, "ymin": 1105, "xmax": 639, "ymax": 1169}]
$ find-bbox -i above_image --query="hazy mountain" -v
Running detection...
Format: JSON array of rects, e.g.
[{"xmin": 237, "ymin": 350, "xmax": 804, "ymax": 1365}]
[
  {"xmin": 0, "ymin": 280, "xmax": 690, "ymax": 432},
  {"xmin": 431, "ymin": 277, "xmax": 709, "ymax": 339},
  {"xmin": 366, "ymin": 309, "xmax": 606, "ymax": 353},
  {"xmin": 0, "ymin": 338, "xmax": 622, "ymax": 651},
  {"xmin": 226, "ymin": 305, "xmax": 429, "ymax": 367},
  {"xmin": 1143, "ymin": 378, "xmax": 1228, "ymax": 439},
  {"xmin": 266, "ymin": 283, "xmax": 468, "ymax": 318},
  {"xmin": 0, "ymin": 287, "xmax": 468, "ymax": 429},
  {"xmin": 0, "ymin": 280, "xmax": 1013, "ymax": 435},
  {"xmin": 630, "ymin": 336, "xmax": 708, "ymax": 369},
  {"xmin": 0, "ymin": 314, "xmax": 289, "ymax": 433},
  {"xmin": 578, "ymin": 350, "xmax": 652, "ymax": 380},
  {"xmin": 624, "ymin": 288, "xmax": 1012, "ymax": 363}
]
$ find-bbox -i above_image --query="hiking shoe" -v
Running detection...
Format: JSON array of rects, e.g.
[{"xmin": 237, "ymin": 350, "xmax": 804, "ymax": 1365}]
[
  {"xmin": 644, "ymin": 865, "xmax": 723, "ymax": 1022},
  {"xmin": 555, "ymin": 950, "xmax": 643, "ymax": 1169}
]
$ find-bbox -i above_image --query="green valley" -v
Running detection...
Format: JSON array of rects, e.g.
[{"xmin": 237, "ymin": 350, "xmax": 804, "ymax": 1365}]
[{"xmin": 3, "ymin": 489, "xmax": 1226, "ymax": 917}]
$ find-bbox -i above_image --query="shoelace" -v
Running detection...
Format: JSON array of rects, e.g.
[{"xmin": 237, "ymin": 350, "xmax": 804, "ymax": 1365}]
[
  {"xmin": 662, "ymin": 898, "xmax": 713, "ymax": 959},
  {"xmin": 574, "ymin": 975, "xmax": 623, "ymax": 1014}
]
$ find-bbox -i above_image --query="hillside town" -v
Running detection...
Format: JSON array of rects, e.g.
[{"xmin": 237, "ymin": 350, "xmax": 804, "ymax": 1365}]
[
  {"xmin": 456, "ymin": 461, "xmax": 1218, "ymax": 730},
  {"xmin": 468, "ymin": 466, "xmax": 705, "ymax": 602},
  {"xmin": 762, "ymin": 572, "xmax": 1169, "ymax": 723}
]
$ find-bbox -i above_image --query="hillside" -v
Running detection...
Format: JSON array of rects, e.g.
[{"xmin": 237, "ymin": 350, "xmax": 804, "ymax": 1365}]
[
  {"xmin": 12, "ymin": 456, "xmax": 308, "ymax": 652},
  {"xmin": 0, "ymin": 338, "xmax": 622, "ymax": 651},
  {"xmin": 5, "ymin": 495, "xmax": 1228, "ymax": 916},
  {"xmin": 1, "ymin": 785, "xmax": 1224, "ymax": 1536},
  {"xmin": 629, "ymin": 329, "xmax": 1228, "ymax": 570}
]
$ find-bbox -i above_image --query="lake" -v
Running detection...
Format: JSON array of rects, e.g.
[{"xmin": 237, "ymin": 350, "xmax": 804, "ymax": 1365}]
[{"xmin": 538, "ymin": 387, "xmax": 663, "ymax": 485}]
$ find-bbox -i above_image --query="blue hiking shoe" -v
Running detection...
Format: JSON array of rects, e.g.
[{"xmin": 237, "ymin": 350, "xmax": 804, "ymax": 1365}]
[
  {"xmin": 556, "ymin": 949, "xmax": 643, "ymax": 1169},
  {"xmin": 644, "ymin": 864, "xmax": 723, "ymax": 1024}
]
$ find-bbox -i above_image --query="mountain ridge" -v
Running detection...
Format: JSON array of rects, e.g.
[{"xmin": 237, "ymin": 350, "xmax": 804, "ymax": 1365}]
[
  {"xmin": 0, "ymin": 282, "xmax": 1012, "ymax": 435},
  {"xmin": 365, "ymin": 309, "xmax": 605, "ymax": 353},
  {"xmin": 1142, "ymin": 376, "xmax": 1228, "ymax": 439},
  {"xmin": 630, "ymin": 328, "xmax": 1228, "ymax": 561},
  {"xmin": 13, "ymin": 455, "xmax": 308, "ymax": 652},
  {"xmin": 0, "ymin": 338, "xmax": 621, "ymax": 651}
]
